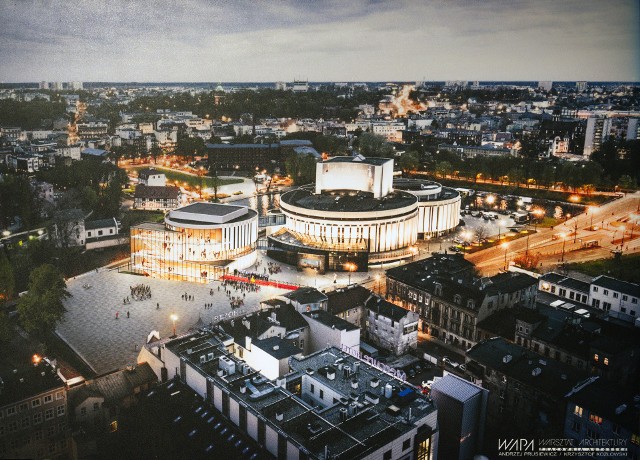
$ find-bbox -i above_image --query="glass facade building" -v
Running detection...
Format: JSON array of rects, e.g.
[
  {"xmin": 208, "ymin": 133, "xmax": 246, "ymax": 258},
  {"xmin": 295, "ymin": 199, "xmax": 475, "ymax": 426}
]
[{"xmin": 130, "ymin": 202, "xmax": 258, "ymax": 282}]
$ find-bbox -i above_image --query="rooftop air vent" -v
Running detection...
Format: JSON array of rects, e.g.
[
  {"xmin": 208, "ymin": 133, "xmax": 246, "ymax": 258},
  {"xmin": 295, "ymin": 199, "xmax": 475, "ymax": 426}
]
[
  {"xmin": 615, "ymin": 404, "xmax": 627, "ymax": 415},
  {"xmin": 275, "ymin": 411, "xmax": 284, "ymax": 421},
  {"xmin": 503, "ymin": 354, "xmax": 512, "ymax": 364},
  {"xmin": 532, "ymin": 367, "xmax": 542, "ymax": 377}
]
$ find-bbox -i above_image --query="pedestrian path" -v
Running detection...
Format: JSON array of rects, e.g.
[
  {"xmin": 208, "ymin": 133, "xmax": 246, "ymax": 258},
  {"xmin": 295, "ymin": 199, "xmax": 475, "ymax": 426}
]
[{"xmin": 56, "ymin": 270, "xmax": 290, "ymax": 375}]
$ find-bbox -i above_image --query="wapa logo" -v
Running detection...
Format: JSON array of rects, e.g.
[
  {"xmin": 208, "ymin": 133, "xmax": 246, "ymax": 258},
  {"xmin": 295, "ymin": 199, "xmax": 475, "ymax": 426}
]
[{"xmin": 498, "ymin": 438, "xmax": 535, "ymax": 455}]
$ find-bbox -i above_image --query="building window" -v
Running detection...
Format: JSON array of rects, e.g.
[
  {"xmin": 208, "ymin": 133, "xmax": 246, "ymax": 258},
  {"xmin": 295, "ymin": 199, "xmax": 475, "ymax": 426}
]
[
  {"xmin": 623, "ymin": 295, "xmax": 628, "ymax": 301},
  {"xmin": 31, "ymin": 399, "xmax": 41, "ymax": 408},
  {"xmin": 603, "ymin": 290, "xmax": 609, "ymax": 295},
  {"xmin": 586, "ymin": 428, "xmax": 600, "ymax": 439},
  {"xmin": 110, "ymin": 421, "xmax": 118, "ymax": 432},
  {"xmin": 80, "ymin": 407, "xmax": 86, "ymax": 417},
  {"xmin": 310, "ymin": 384, "xmax": 315, "ymax": 394},
  {"xmin": 574, "ymin": 405, "xmax": 583, "ymax": 417},
  {"xmin": 612, "ymin": 424, "xmax": 620, "ymax": 435},
  {"xmin": 44, "ymin": 409, "xmax": 54, "ymax": 421},
  {"xmin": 383, "ymin": 450, "xmax": 392, "ymax": 460},
  {"xmin": 319, "ymin": 390, "xmax": 324, "ymax": 400},
  {"xmin": 21, "ymin": 417, "xmax": 29, "ymax": 428},
  {"xmin": 403, "ymin": 439, "xmax": 411, "ymax": 451},
  {"xmin": 589, "ymin": 414, "xmax": 603, "ymax": 425},
  {"xmin": 33, "ymin": 413, "xmax": 42, "ymax": 424},
  {"xmin": 7, "ymin": 421, "xmax": 17, "ymax": 433},
  {"xmin": 57, "ymin": 406, "xmax": 65, "ymax": 417},
  {"xmin": 613, "ymin": 292, "xmax": 619, "ymax": 298},
  {"xmin": 43, "ymin": 395, "xmax": 52, "ymax": 404},
  {"xmin": 56, "ymin": 391, "xmax": 63, "ymax": 400},
  {"xmin": 571, "ymin": 420, "xmax": 581, "ymax": 433},
  {"xmin": 593, "ymin": 287, "xmax": 598, "ymax": 292},
  {"xmin": 19, "ymin": 403, "xmax": 28, "ymax": 412},
  {"xmin": 6, "ymin": 407, "xmax": 15, "ymax": 417},
  {"xmin": 632, "ymin": 298, "xmax": 638, "ymax": 304}
]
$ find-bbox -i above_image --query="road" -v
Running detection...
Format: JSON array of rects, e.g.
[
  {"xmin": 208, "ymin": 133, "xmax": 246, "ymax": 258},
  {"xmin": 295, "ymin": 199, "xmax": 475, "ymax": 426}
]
[{"xmin": 466, "ymin": 192, "xmax": 640, "ymax": 275}]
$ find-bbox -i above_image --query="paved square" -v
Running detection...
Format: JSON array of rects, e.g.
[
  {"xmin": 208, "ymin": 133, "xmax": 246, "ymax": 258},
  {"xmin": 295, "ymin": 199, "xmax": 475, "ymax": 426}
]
[{"xmin": 56, "ymin": 251, "xmax": 380, "ymax": 375}]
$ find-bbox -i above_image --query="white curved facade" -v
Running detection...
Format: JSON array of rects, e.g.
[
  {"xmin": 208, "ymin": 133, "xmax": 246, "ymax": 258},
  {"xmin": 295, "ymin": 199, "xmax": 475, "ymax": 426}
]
[
  {"xmin": 131, "ymin": 202, "xmax": 258, "ymax": 282},
  {"xmin": 279, "ymin": 197, "xmax": 418, "ymax": 255},
  {"xmin": 393, "ymin": 179, "xmax": 461, "ymax": 237}
]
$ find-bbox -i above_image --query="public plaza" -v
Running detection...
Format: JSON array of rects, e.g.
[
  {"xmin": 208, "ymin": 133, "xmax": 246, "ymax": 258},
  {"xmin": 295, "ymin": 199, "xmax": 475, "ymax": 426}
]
[{"xmin": 56, "ymin": 250, "xmax": 374, "ymax": 375}]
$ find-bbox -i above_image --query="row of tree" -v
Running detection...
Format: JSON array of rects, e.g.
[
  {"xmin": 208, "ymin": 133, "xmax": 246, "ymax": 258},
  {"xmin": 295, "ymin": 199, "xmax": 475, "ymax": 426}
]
[{"xmin": 0, "ymin": 249, "xmax": 69, "ymax": 345}]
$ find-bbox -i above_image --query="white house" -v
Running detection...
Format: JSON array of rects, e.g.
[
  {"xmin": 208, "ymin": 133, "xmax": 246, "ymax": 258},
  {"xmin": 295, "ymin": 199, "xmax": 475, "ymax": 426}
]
[{"xmin": 590, "ymin": 275, "xmax": 640, "ymax": 325}]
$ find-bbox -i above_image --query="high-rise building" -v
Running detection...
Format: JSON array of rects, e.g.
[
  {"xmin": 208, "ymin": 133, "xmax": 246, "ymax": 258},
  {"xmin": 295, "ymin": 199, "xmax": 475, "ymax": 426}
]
[
  {"xmin": 583, "ymin": 116, "xmax": 610, "ymax": 158},
  {"xmin": 430, "ymin": 374, "xmax": 488, "ymax": 460},
  {"xmin": 576, "ymin": 81, "xmax": 588, "ymax": 92},
  {"xmin": 39, "ymin": 81, "xmax": 49, "ymax": 90},
  {"xmin": 538, "ymin": 81, "xmax": 553, "ymax": 92}
]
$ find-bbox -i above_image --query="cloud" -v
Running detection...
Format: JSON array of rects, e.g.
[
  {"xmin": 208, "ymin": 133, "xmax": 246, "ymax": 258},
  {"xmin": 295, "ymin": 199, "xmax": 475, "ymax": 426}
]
[{"xmin": 0, "ymin": 0, "xmax": 637, "ymax": 81}]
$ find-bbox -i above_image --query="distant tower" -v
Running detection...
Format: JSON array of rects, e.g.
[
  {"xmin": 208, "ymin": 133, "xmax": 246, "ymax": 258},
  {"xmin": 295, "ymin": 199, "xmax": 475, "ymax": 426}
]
[
  {"xmin": 576, "ymin": 81, "xmax": 588, "ymax": 92},
  {"xmin": 39, "ymin": 81, "xmax": 49, "ymax": 90}
]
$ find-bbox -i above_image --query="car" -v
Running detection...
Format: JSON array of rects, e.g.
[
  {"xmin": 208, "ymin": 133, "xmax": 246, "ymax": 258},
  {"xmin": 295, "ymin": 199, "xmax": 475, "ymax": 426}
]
[
  {"xmin": 442, "ymin": 356, "xmax": 451, "ymax": 365},
  {"xmin": 415, "ymin": 364, "xmax": 422, "ymax": 373},
  {"xmin": 408, "ymin": 369, "xmax": 416, "ymax": 378}
]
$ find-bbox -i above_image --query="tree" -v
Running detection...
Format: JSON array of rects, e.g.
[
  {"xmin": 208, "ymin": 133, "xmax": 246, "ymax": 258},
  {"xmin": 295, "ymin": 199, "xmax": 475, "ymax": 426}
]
[
  {"xmin": 618, "ymin": 175, "xmax": 636, "ymax": 191},
  {"xmin": 0, "ymin": 250, "xmax": 14, "ymax": 304},
  {"xmin": 175, "ymin": 135, "xmax": 206, "ymax": 160},
  {"xmin": 356, "ymin": 133, "xmax": 394, "ymax": 158},
  {"xmin": 435, "ymin": 161, "xmax": 453, "ymax": 178},
  {"xmin": 285, "ymin": 152, "xmax": 317, "ymax": 185},
  {"xmin": 398, "ymin": 151, "xmax": 420, "ymax": 175},
  {"xmin": 17, "ymin": 264, "xmax": 70, "ymax": 337}
]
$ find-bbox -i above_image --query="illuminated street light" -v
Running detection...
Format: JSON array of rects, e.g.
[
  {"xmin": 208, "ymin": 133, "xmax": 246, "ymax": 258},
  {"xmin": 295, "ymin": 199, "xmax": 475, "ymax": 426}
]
[
  {"xmin": 588, "ymin": 206, "xmax": 598, "ymax": 230},
  {"xmin": 170, "ymin": 314, "xmax": 178, "ymax": 337},
  {"xmin": 559, "ymin": 233, "xmax": 567, "ymax": 262},
  {"xmin": 486, "ymin": 195, "xmax": 495, "ymax": 209},
  {"xmin": 502, "ymin": 242, "xmax": 509, "ymax": 271}
]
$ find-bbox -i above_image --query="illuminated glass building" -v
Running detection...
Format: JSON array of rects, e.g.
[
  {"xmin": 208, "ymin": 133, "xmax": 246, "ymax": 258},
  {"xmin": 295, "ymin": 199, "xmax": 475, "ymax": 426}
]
[{"xmin": 130, "ymin": 202, "xmax": 258, "ymax": 282}]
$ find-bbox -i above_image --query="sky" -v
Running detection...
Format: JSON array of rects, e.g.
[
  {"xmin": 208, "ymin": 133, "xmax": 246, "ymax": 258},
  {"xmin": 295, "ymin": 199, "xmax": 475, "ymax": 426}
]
[{"xmin": 0, "ymin": 0, "xmax": 639, "ymax": 83}]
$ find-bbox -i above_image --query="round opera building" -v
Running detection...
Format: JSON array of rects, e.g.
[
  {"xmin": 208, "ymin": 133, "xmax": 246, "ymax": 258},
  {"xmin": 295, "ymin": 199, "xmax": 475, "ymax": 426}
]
[{"xmin": 268, "ymin": 156, "xmax": 420, "ymax": 272}]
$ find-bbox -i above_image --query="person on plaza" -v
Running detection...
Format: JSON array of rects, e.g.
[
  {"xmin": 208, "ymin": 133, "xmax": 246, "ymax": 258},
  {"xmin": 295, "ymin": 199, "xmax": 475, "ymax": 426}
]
[
  {"xmin": 115, "ymin": 311, "xmax": 119, "ymax": 320},
  {"xmin": 127, "ymin": 311, "xmax": 130, "ymax": 318}
]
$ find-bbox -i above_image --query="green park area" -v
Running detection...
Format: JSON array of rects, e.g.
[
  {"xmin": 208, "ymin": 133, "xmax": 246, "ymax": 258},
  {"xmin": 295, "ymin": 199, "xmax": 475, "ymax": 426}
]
[
  {"xmin": 564, "ymin": 253, "xmax": 640, "ymax": 284},
  {"xmin": 435, "ymin": 177, "xmax": 614, "ymax": 206},
  {"xmin": 126, "ymin": 166, "xmax": 244, "ymax": 189}
]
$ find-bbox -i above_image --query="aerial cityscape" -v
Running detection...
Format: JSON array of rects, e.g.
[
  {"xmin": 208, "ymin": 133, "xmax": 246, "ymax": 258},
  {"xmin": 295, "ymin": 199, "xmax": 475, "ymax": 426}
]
[{"xmin": 0, "ymin": 1, "xmax": 639, "ymax": 459}]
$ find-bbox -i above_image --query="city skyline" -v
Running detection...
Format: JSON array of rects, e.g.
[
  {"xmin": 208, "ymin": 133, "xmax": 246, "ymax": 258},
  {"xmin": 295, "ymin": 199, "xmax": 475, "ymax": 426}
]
[{"xmin": 1, "ymin": 0, "xmax": 639, "ymax": 83}]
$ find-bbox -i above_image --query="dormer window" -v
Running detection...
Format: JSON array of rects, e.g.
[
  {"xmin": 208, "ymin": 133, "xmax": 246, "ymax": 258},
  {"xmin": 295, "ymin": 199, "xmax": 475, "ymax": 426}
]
[
  {"xmin": 454, "ymin": 294, "xmax": 461, "ymax": 305},
  {"xmin": 435, "ymin": 283, "xmax": 442, "ymax": 296},
  {"xmin": 467, "ymin": 300, "xmax": 475, "ymax": 309}
]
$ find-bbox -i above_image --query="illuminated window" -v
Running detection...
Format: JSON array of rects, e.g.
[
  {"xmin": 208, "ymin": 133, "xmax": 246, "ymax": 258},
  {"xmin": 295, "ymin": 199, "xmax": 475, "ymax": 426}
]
[
  {"xmin": 574, "ymin": 405, "xmax": 583, "ymax": 417},
  {"xmin": 110, "ymin": 421, "xmax": 118, "ymax": 432},
  {"xmin": 589, "ymin": 414, "xmax": 603, "ymax": 425},
  {"xmin": 631, "ymin": 434, "xmax": 640, "ymax": 445},
  {"xmin": 44, "ymin": 395, "xmax": 52, "ymax": 404}
]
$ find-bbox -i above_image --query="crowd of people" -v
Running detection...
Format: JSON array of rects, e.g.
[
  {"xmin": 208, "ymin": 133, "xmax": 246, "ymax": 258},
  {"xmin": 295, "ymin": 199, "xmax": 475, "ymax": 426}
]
[
  {"xmin": 235, "ymin": 269, "xmax": 269, "ymax": 282},
  {"xmin": 130, "ymin": 284, "xmax": 151, "ymax": 301},
  {"xmin": 265, "ymin": 262, "xmax": 281, "ymax": 275}
]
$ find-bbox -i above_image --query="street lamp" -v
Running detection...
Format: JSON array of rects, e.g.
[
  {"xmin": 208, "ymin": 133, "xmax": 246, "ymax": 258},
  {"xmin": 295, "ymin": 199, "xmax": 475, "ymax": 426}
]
[
  {"xmin": 559, "ymin": 232, "xmax": 567, "ymax": 262},
  {"xmin": 502, "ymin": 242, "xmax": 509, "ymax": 271},
  {"xmin": 588, "ymin": 206, "xmax": 598, "ymax": 230},
  {"xmin": 462, "ymin": 230, "xmax": 473, "ymax": 253},
  {"xmin": 346, "ymin": 263, "xmax": 356, "ymax": 285},
  {"xmin": 170, "ymin": 314, "xmax": 178, "ymax": 337},
  {"xmin": 486, "ymin": 195, "xmax": 495, "ymax": 210}
]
